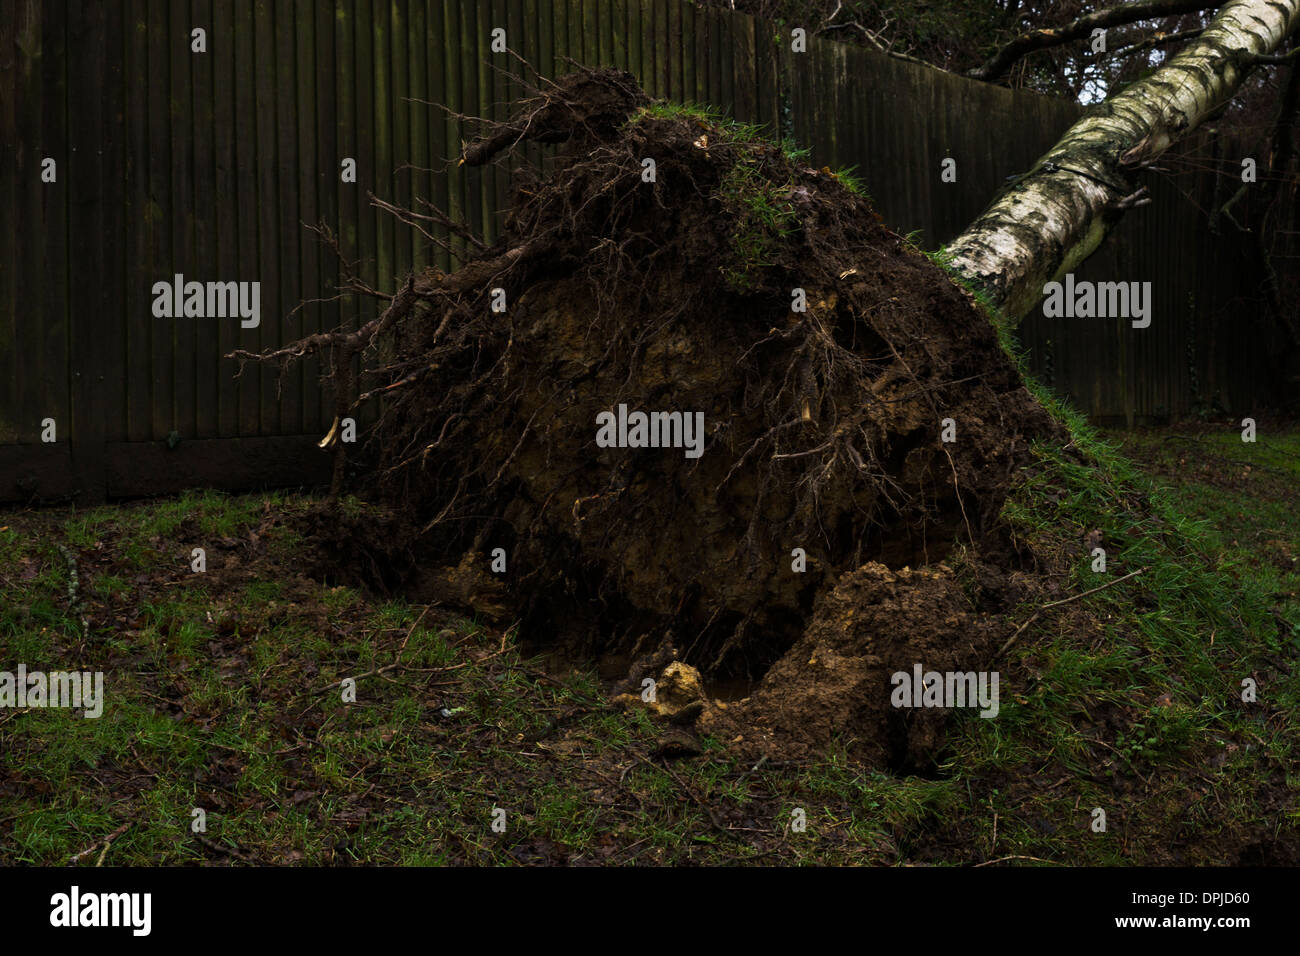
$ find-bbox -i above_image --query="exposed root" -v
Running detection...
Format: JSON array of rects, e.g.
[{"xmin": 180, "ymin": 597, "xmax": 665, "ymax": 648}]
[{"xmin": 234, "ymin": 66, "xmax": 1059, "ymax": 681}]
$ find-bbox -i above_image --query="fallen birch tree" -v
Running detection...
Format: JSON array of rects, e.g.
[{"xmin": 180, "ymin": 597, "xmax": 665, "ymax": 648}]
[{"xmin": 946, "ymin": 0, "xmax": 1300, "ymax": 322}]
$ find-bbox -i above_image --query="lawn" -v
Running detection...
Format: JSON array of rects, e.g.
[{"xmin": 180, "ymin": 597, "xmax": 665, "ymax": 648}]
[{"xmin": 1, "ymin": 419, "xmax": 1297, "ymax": 865}]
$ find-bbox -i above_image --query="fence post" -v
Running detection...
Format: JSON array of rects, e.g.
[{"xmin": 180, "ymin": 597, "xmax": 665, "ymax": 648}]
[{"xmin": 67, "ymin": 0, "xmax": 114, "ymax": 501}]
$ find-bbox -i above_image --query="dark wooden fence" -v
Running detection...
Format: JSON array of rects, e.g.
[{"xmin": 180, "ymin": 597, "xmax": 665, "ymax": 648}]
[{"xmin": 0, "ymin": 0, "xmax": 1284, "ymax": 501}]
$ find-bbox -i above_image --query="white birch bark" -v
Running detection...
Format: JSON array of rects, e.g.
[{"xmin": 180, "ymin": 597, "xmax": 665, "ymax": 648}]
[{"xmin": 947, "ymin": 0, "xmax": 1300, "ymax": 322}]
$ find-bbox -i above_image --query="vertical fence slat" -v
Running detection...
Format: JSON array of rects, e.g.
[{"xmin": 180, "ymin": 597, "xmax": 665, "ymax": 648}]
[
  {"xmin": 103, "ymin": 4, "xmax": 127, "ymax": 448},
  {"xmin": 336, "ymin": 0, "xmax": 356, "ymax": 285},
  {"xmin": 667, "ymin": 0, "xmax": 680, "ymax": 101},
  {"xmin": 310, "ymin": 0, "xmax": 336, "ymax": 436},
  {"xmin": 426, "ymin": 0, "xmax": 450, "ymax": 274},
  {"xmin": 213, "ymin": 0, "xmax": 237, "ymax": 437},
  {"xmin": 42, "ymin": 2, "xmax": 70, "ymax": 447},
  {"xmin": 508, "ymin": 0, "xmax": 528, "ymax": 214},
  {"xmin": 538, "ymin": 0, "xmax": 555, "ymax": 91},
  {"xmin": 390, "ymin": 0, "xmax": 411, "ymax": 283},
  {"xmin": 354, "ymin": 0, "xmax": 377, "ymax": 324},
  {"xmin": 636, "ymin": 0, "xmax": 652, "ymax": 95},
  {"xmin": 14, "ymin": 3, "xmax": 44, "ymax": 448},
  {"xmin": 372, "ymin": 0, "xmax": 393, "ymax": 294},
  {"xmin": 461, "ymin": 0, "xmax": 485, "ymax": 247},
  {"xmin": 409, "ymin": 0, "xmax": 428, "ymax": 275},
  {"xmin": 147, "ymin": 0, "xmax": 174, "ymax": 441},
  {"xmin": 295, "ymin": 0, "xmax": 320, "ymax": 436},
  {"xmin": 0, "ymin": 1, "xmax": 17, "ymax": 447},
  {"xmin": 624, "ymin": 0, "xmax": 642, "ymax": 86},
  {"xmin": 252, "ymin": 0, "xmax": 280, "ymax": 436},
  {"xmin": 651, "ymin": 0, "xmax": 666, "ymax": 99},
  {"xmin": 486, "ymin": 0, "xmax": 506, "ymax": 243},
  {"xmin": 234, "ymin": 0, "xmax": 259, "ymax": 437},
  {"xmin": 193, "ymin": 0, "xmax": 218, "ymax": 442},
  {"xmin": 584, "ymin": 0, "xmax": 598, "ymax": 66},
  {"xmin": 125, "ymin": 0, "xmax": 151, "ymax": 442},
  {"xmin": 475, "ymin": 1, "xmax": 494, "ymax": 245},
  {"xmin": 67, "ymin": 0, "xmax": 108, "ymax": 494},
  {"xmin": 679, "ymin": 0, "xmax": 694, "ymax": 108},
  {"xmin": 339, "ymin": 0, "xmax": 368, "ymax": 424},
  {"xmin": 272, "ymin": 0, "xmax": 299, "ymax": 436},
  {"xmin": 441, "ymin": 0, "xmax": 464, "ymax": 263},
  {"xmin": 171, "ymin": 0, "xmax": 197, "ymax": 443}
]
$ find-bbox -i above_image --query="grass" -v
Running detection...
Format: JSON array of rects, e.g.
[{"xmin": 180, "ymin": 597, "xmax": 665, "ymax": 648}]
[
  {"xmin": 882, "ymin": 244, "xmax": 1300, "ymax": 861},
  {"xmin": 948, "ymin": 319, "xmax": 1297, "ymax": 862},
  {"xmin": 2, "ymin": 410, "xmax": 1295, "ymax": 866},
  {"xmin": 631, "ymin": 100, "xmax": 773, "ymax": 147},
  {"xmin": 629, "ymin": 100, "xmax": 872, "ymax": 292},
  {"xmin": 718, "ymin": 159, "xmax": 800, "ymax": 291}
]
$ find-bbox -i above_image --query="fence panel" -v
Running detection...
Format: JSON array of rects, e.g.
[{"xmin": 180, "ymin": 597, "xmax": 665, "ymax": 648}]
[{"xmin": 0, "ymin": 0, "xmax": 1283, "ymax": 501}]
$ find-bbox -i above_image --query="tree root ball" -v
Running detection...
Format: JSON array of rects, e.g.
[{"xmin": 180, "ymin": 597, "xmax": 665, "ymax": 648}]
[{"xmin": 298, "ymin": 67, "xmax": 1064, "ymax": 760}]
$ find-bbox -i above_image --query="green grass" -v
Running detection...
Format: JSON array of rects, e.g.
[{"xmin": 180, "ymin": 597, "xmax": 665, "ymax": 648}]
[
  {"xmin": 943, "ymin": 355, "xmax": 1296, "ymax": 863},
  {"xmin": 630, "ymin": 100, "xmax": 882, "ymax": 297},
  {"xmin": 2, "ymin": 404, "xmax": 1297, "ymax": 866},
  {"xmin": 631, "ymin": 100, "xmax": 773, "ymax": 148},
  {"xmin": 827, "ymin": 162, "xmax": 869, "ymax": 197},
  {"xmin": 718, "ymin": 158, "xmax": 800, "ymax": 290},
  {"xmin": 898, "ymin": 243, "xmax": 1300, "ymax": 861}
]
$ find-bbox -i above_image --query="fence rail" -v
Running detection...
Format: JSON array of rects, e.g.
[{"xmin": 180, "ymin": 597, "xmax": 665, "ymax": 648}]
[{"xmin": 0, "ymin": 0, "xmax": 1283, "ymax": 501}]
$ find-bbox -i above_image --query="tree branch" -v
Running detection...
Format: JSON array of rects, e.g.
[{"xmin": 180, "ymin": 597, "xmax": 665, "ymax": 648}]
[
  {"xmin": 1239, "ymin": 45, "xmax": 1300, "ymax": 64},
  {"xmin": 1110, "ymin": 27, "xmax": 1204, "ymax": 59},
  {"xmin": 969, "ymin": 0, "xmax": 1221, "ymax": 82}
]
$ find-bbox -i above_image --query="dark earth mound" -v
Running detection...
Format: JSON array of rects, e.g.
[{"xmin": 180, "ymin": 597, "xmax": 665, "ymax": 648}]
[{"xmin": 292, "ymin": 66, "xmax": 1063, "ymax": 763}]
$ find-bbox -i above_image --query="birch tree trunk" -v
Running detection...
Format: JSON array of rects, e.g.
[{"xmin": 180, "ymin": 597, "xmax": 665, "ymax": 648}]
[{"xmin": 947, "ymin": 0, "xmax": 1300, "ymax": 323}]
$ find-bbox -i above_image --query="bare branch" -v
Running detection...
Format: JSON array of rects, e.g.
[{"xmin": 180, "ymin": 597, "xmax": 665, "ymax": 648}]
[
  {"xmin": 969, "ymin": 0, "xmax": 1221, "ymax": 82},
  {"xmin": 1110, "ymin": 27, "xmax": 1204, "ymax": 59},
  {"xmin": 1240, "ymin": 45, "xmax": 1300, "ymax": 65},
  {"xmin": 415, "ymin": 197, "xmax": 488, "ymax": 251}
]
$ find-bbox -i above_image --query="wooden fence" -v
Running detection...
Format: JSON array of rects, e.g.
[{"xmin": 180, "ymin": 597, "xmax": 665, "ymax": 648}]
[{"xmin": 0, "ymin": 0, "xmax": 1285, "ymax": 501}]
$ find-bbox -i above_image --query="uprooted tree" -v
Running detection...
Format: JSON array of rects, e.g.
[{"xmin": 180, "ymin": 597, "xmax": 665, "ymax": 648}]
[
  {"xmin": 946, "ymin": 0, "xmax": 1300, "ymax": 330},
  {"xmin": 721, "ymin": 0, "xmax": 1300, "ymax": 347},
  {"xmin": 226, "ymin": 1, "xmax": 1296, "ymax": 763}
]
